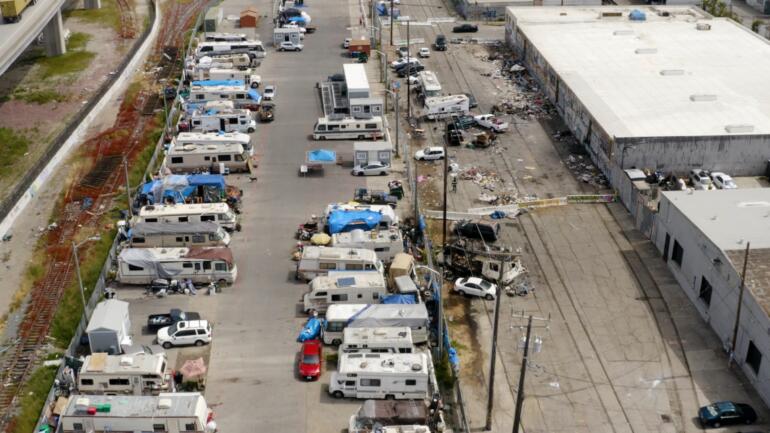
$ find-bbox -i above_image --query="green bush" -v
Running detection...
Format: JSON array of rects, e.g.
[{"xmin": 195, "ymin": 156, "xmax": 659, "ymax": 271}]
[{"xmin": 0, "ymin": 128, "xmax": 29, "ymax": 176}]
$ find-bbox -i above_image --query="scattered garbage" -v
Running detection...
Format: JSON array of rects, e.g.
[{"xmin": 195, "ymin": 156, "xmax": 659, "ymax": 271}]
[{"xmin": 565, "ymin": 154, "xmax": 608, "ymax": 187}]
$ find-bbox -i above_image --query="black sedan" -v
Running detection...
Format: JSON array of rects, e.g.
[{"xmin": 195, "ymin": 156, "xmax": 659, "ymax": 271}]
[
  {"xmin": 698, "ymin": 401, "xmax": 757, "ymax": 428},
  {"xmin": 397, "ymin": 64, "xmax": 425, "ymax": 77},
  {"xmin": 453, "ymin": 23, "xmax": 478, "ymax": 33}
]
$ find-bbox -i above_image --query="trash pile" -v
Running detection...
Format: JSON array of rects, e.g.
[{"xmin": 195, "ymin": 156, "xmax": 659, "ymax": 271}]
[
  {"xmin": 565, "ymin": 154, "xmax": 608, "ymax": 187},
  {"xmin": 459, "ymin": 166, "xmax": 519, "ymax": 205}
]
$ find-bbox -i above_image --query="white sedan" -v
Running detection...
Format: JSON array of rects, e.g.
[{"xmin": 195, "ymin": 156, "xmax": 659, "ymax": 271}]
[
  {"xmin": 391, "ymin": 57, "xmax": 418, "ymax": 69},
  {"xmin": 710, "ymin": 172, "xmax": 738, "ymax": 189},
  {"xmin": 454, "ymin": 277, "xmax": 497, "ymax": 300},
  {"xmin": 418, "ymin": 47, "xmax": 430, "ymax": 58},
  {"xmin": 414, "ymin": 146, "xmax": 445, "ymax": 161},
  {"xmin": 278, "ymin": 41, "xmax": 303, "ymax": 51},
  {"xmin": 352, "ymin": 161, "xmax": 390, "ymax": 176},
  {"xmin": 263, "ymin": 85, "xmax": 276, "ymax": 101}
]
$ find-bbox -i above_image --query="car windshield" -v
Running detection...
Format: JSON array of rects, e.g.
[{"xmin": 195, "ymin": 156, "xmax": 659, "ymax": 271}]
[
  {"xmin": 479, "ymin": 280, "xmax": 492, "ymax": 289},
  {"xmin": 168, "ymin": 324, "xmax": 178, "ymax": 334},
  {"xmin": 303, "ymin": 355, "xmax": 320, "ymax": 364}
]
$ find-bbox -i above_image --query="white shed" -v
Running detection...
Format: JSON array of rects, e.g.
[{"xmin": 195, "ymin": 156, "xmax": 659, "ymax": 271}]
[
  {"xmin": 86, "ymin": 299, "xmax": 132, "ymax": 355},
  {"xmin": 273, "ymin": 27, "xmax": 301, "ymax": 46},
  {"xmin": 354, "ymin": 141, "xmax": 391, "ymax": 166},
  {"xmin": 343, "ymin": 63, "xmax": 370, "ymax": 99}
]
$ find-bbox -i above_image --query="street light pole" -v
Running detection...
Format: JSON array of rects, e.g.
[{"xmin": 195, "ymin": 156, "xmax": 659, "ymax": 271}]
[
  {"xmin": 406, "ymin": 20, "xmax": 411, "ymax": 120},
  {"xmin": 485, "ymin": 259, "xmax": 505, "ymax": 431},
  {"xmin": 124, "ymin": 158, "xmax": 132, "ymax": 218},
  {"xmin": 389, "ymin": 0, "xmax": 394, "ymax": 46},
  {"xmin": 72, "ymin": 241, "xmax": 87, "ymax": 317},
  {"xmin": 512, "ymin": 316, "xmax": 534, "ymax": 433},
  {"xmin": 730, "ymin": 242, "xmax": 751, "ymax": 358}
]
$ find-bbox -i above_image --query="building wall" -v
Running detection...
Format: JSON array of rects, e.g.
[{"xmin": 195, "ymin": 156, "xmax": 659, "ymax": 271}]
[{"xmin": 655, "ymin": 194, "xmax": 770, "ymax": 407}]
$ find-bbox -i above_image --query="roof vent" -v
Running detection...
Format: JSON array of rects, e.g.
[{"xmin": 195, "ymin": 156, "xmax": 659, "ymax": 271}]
[
  {"xmin": 696, "ymin": 23, "xmax": 711, "ymax": 30},
  {"xmin": 690, "ymin": 94, "xmax": 717, "ymax": 102},
  {"xmin": 725, "ymin": 124, "xmax": 754, "ymax": 133},
  {"xmin": 603, "ymin": 11, "xmax": 623, "ymax": 17},
  {"xmin": 119, "ymin": 356, "xmax": 133, "ymax": 366},
  {"xmin": 613, "ymin": 30, "xmax": 634, "ymax": 36},
  {"xmin": 635, "ymin": 48, "xmax": 657, "ymax": 54},
  {"xmin": 738, "ymin": 201, "xmax": 770, "ymax": 208},
  {"xmin": 157, "ymin": 398, "xmax": 172, "ymax": 409},
  {"xmin": 411, "ymin": 363, "xmax": 423, "ymax": 371},
  {"xmin": 660, "ymin": 69, "xmax": 685, "ymax": 76}
]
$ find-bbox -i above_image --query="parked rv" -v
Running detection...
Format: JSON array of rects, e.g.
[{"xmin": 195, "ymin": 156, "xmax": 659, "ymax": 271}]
[
  {"xmin": 331, "ymin": 228, "xmax": 403, "ymax": 263},
  {"xmin": 195, "ymin": 40, "xmax": 266, "ymax": 59},
  {"xmin": 135, "ymin": 203, "xmax": 238, "ymax": 231},
  {"xmin": 417, "ymin": 71, "xmax": 441, "ymax": 98},
  {"xmin": 441, "ymin": 239, "xmax": 525, "ymax": 285},
  {"xmin": 77, "ymin": 352, "xmax": 173, "ymax": 395},
  {"xmin": 340, "ymin": 327, "xmax": 414, "ymax": 354},
  {"xmin": 117, "ymin": 247, "xmax": 237, "ymax": 285},
  {"xmin": 187, "ymin": 82, "xmax": 261, "ymax": 110},
  {"xmin": 303, "ymin": 271, "xmax": 387, "ymax": 313},
  {"xmin": 297, "ymin": 246, "xmax": 384, "ymax": 281},
  {"xmin": 187, "ymin": 53, "xmax": 256, "ymax": 72},
  {"xmin": 423, "ymin": 94, "xmax": 470, "ymax": 120},
  {"xmin": 178, "ymin": 107, "xmax": 256, "ymax": 134},
  {"xmin": 189, "ymin": 67, "xmax": 261, "ymax": 88},
  {"xmin": 202, "ymin": 32, "xmax": 247, "ymax": 42},
  {"xmin": 165, "ymin": 142, "xmax": 252, "ymax": 174},
  {"xmin": 174, "ymin": 131, "xmax": 253, "ymax": 152},
  {"xmin": 322, "ymin": 304, "xmax": 430, "ymax": 345},
  {"xmin": 329, "ymin": 352, "xmax": 431, "ymax": 400},
  {"xmin": 349, "ymin": 400, "xmax": 436, "ymax": 433},
  {"xmin": 312, "ymin": 116, "xmax": 385, "ymax": 140},
  {"xmin": 127, "ymin": 222, "xmax": 230, "ymax": 248}
]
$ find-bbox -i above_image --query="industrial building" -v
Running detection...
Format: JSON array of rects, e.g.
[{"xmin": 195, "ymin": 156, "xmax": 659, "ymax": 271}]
[
  {"xmin": 457, "ymin": 0, "xmax": 600, "ymax": 20},
  {"xmin": 505, "ymin": 6, "xmax": 770, "ymax": 186},
  {"xmin": 655, "ymin": 189, "xmax": 770, "ymax": 406}
]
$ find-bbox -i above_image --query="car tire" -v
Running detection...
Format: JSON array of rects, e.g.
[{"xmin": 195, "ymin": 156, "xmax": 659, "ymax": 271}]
[
  {"xmin": 248, "ymin": 128, "xmax": 255, "ymax": 133},
  {"xmin": 712, "ymin": 422, "xmax": 720, "ymax": 428},
  {"xmin": 162, "ymin": 342, "xmax": 172, "ymax": 349},
  {"xmin": 745, "ymin": 419, "xmax": 753, "ymax": 425},
  {"xmin": 195, "ymin": 340, "xmax": 204, "ymax": 346},
  {"xmin": 357, "ymin": 172, "xmax": 364, "ymax": 176},
  {"xmin": 485, "ymin": 294, "xmax": 494, "ymax": 301},
  {"xmin": 332, "ymin": 339, "xmax": 342, "ymax": 345},
  {"xmin": 332, "ymin": 391, "xmax": 344, "ymax": 399},
  {"xmin": 380, "ymin": 171, "xmax": 387, "ymax": 176}
]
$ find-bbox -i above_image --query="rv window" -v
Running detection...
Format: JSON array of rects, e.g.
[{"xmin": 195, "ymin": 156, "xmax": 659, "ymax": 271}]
[
  {"xmin": 183, "ymin": 263, "xmax": 193, "ymax": 268},
  {"xmin": 374, "ymin": 247, "xmax": 389, "ymax": 252},
  {"xmin": 153, "ymin": 424, "xmax": 166, "ymax": 432},
  {"xmin": 144, "ymin": 218, "xmax": 158, "ymax": 223},
  {"xmin": 328, "ymin": 125, "xmax": 340, "ymax": 131},
  {"xmin": 331, "ymin": 294, "xmax": 349, "ymax": 302},
  {"xmin": 132, "ymin": 237, "xmax": 145, "ymax": 244},
  {"xmin": 128, "ymin": 264, "xmax": 144, "ymax": 271},
  {"xmin": 405, "ymin": 379, "xmax": 417, "ymax": 386},
  {"xmin": 345, "ymin": 380, "xmax": 356, "ymax": 386},
  {"xmin": 194, "ymin": 263, "xmax": 201, "ymax": 270},
  {"xmin": 203, "ymin": 261, "xmax": 212, "ymax": 270},
  {"xmin": 215, "ymin": 262, "xmax": 228, "ymax": 271},
  {"xmin": 80, "ymin": 379, "xmax": 94, "ymax": 386},
  {"xmin": 319, "ymin": 263, "xmax": 337, "ymax": 270},
  {"xmin": 108, "ymin": 378, "xmax": 130, "ymax": 386},
  {"xmin": 235, "ymin": 154, "xmax": 244, "ymax": 161},
  {"xmin": 327, "ymin": 322, "xmax": 345, "ymax": 332},
  {"xmin": 314, "ymin": 292, "xmax": 328, "ymax": 298},
  {"xmin": 73, "ymin": 423, "xmax": 84, "ymax": 431},
  {"xmin": 219, "ymin": 94, "xmax": 228, "ymax": 99},
  {"xmin": 229, "ymin": 118, "xmax": 239, "ymax": 124},
  {"xmin": 346, "ymin": 264, "xmax": 363, "ymax": 270},
  {"xmin": 175, "ymin": 236, "xmax": 184, "ymax": 242},
  {"xmin": 209, "ymin": 234, "xmax": 220, "ymax": 241},
  {"xmin": 364, "ymin": 264, "xmax": 375, "ymax": 270},
  {"xmin": 201, "ymin": 215, "xmax": 216, "ymax": 222},
  {"xmin": 340, "ymin": 125, "xmax": 347, "ymax": 129},
  {"xmin": 171, "ymin": 157, "xmax": 184, "ymax": 164},
  {"xmin": 317, "ymin": 125, "xmax": 326, "ymax": 131},
  {"xmin": 373, "ymin": 292, "xmax": 380, "ymax": 299},
  {"xmin": 365, "ymin": 123, "xmax": 377, "ymax": 129},
  {"xmin": 236, "ymin": 94, "xmax": 246, "ymax": 99},
  {"xmin": 489, "ymin": 262, "xmax": 499, "ymax": 272},
  {"xmin": 360, "ymin": 378, "xmax": 381, "ymax": 387},
  {"xmin": 204, "ymin": 156, "xmax": 211, "ymax": 161},
  {"xmin": 200, "ymin": 46, "xmax": 212, "ymax": 52},
  {"xmin": 184, "ymin": 424, "xmax": 197, "ymax": 432},
  {"xmin": 178, "ymin": 216, "xmax": 189, "ymax": 222},
  {"xmin": 218, "ymin": 154, "xmax": 232, "ymax": 162},
  {"xmin": 398, "ymin": 348, "xmax": 412, "ymax": 353},
  {"xmin": 195, "ymin": 95, "xmax": 205, "ymax": 100},
  {"xmin": 192, "ymin": 234, "xmax": 205, "ymax": 243}
]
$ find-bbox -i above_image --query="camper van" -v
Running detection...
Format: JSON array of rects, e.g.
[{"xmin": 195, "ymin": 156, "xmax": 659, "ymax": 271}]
[
  {"xmin": 187, "ymin": 83, "xmax": 261, "ymax": 110},
  {"xmin": 189, "ymin": 67, "xmax": 261, "ymax": 88},
  {"xmin": 297, "ymin": 247, "xmax": 383, "ymax": 281},
  {"xmin": 195, "ymin": 40, "xmax": 266, "ymax": 58},
  {"xmin": 127, "ymin": 222, "xmax": 230, "ymax": 248},
  {"xmin": 77, "ymin": 353, "xmax": 173, "ymax": 395},
  {"xmin": 329, "ymin": 353, "xmax": 431, "ymax": 400},
  {"xmin": 417, "ymin": 71, "xmax": 442, "ymax": 98},
  {"xmin": 116, "ymin": 246, "xmax": 237, "ymax": 285},
  {"xmin": 179, "ymin": 107, "xmax": 256, "ymax": 134},
  {"xmin": 174, "ymin": 131, "xmax": 253, "ymax": 152},
  {"xmin": 165, "ymin": 142, "xmax": 252, "ymax": 174},
  {"xmin": 423, "ymin": 94, "xmax": 469, "ymax": 120},
  {"xmin": 322, "ymin": 304, "xmax": 430, "ymax": 345},
  {"xmin": 312, "ymin": 116, "xmax": 385, "ymax": 140},
  {"xmin": 135, "ymin": 203, "xmax": 238, "ymax": 231},
  {"xmin": 331, "ymin": 228, "xmax": 403, "ymax": 263},
  {"xmin": 303, "ymin": 271, "xmax": 387, "ymax": 313},
  {"xmin": 340, "ymin": 327, "xmax": 414, "ymax": 354}
]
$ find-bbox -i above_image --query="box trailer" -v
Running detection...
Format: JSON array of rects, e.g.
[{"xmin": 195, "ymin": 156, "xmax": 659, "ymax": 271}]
[{"xmin": 329, "ymin": 352, "xmax": 430, "ymax": 400}]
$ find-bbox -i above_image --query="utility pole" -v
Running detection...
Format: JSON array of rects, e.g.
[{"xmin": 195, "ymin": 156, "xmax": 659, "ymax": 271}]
[
  {"xmin": 441, "ymin": 138, "xmax": 448, "ymax": 249},
  {"xmin": 72, "ymin": 241, "xmax": 88, "ymax": 318},
  {"xmin": 394, "ymin": 90, "xmax": 400, "ymax": 158},
  {"xmin": 124, "ymin": 158, "xmax": 132, "ymax": 218},
  {"xmin": 730, "ymin": 242, "xmax": 751, "ymax": 358},
  {"xmin": 389, "ymin": 0, "xmax": 394, "ymax": 46},
  {"xmin": 512, "ymin": 316, "xmax": 534, "ymax": 433},
  {"xmin": 485, "ymin": 259, "xmax": 505, "ymax": 431},
  {"xmin": 406, "ymin": 20, "xmax": 411, "ymax": 120}
]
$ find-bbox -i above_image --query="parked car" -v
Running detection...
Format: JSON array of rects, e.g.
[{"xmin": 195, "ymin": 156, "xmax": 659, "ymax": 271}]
[
  {"xmin": 453, "ymin": 23, "xmax": 478, "ymax": 33},
  {"xmin": 391, "ymin": 57, "xmax": 419, "ymax": 69},
  {"xmin": 474, "ymin": 114, "xmax": 509, "ymax": 132},
  {"xmin": 157, "ymin": 320, "xmax": 212, "ymax": 349},
  {"xmin": 397, "ymin": 46, "xmax": 409, "ymax": 57},
  {"xmin": 418, "ymin": 47, "xmax": 430, "ymax": 58},
  {"xmin": 464, "ymin": 92, "xmax": 478, "ymax": 108},
  {"xmin": 407, "ymin": 75, "xmax": 420, "ymax": 86},
  {"xmin": 397, "ymin": 64, "xmax": 425, "ymax": 77},
  {"xmin": 298, "ymin": 339, "xmax": 322, "ymax": 381},
  {"xmin": 278, "ymin": 41, "xmax": 303, "ymax": 51},
  {"xmin": 343, "ymin": 38, "xmax": 352, "ymax": 48},
  {"xmin": 258, "ymin": 102, "xmax": 275, "ymax": 122},
  {"xmin": 351, "ymin": 161, "xmax": 390, "ymax": 176},
  {"xmin": 698, "ymin": 401, "xmax": 756, "ymax": 428},
  {"xmin": 453, "ymin": 219, "xmax": 500, "ymax": 242},
  {"xmin": 454, "ymin": 277, "xmax": 496, "ymax": 300},
  {"xmin": 689, "ymin": 169, "xmax": 714, "ymax": 190},
  {"xmin": 710, "ymin": 172, "xmax": 738, "ymax": 189},
  {"xmin": 414, "ymin": 146, "xmax": 445, "ymax": 161},
  {"xmin": 146, "ymin": 309, "xmax": 201, "ymax": 333},
  {"xmin": 434, "ymin": 34, "xmax": 447, "ymax": 51},
  {"xmin": 328, "ymin": 73, "xmax": 345, "ymax": 82},
  {"xmin": 263, "ymin": 85, "xmax": 276, "ymax": 101},
  {"xmin": 448, "ymin": 115, "xmax": 476, "ymax": 129}
]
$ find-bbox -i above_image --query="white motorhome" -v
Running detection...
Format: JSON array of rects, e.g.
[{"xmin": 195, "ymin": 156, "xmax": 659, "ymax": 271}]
[
  {"xmin": 322, "ymin": 304, "xmax": 430, "ymax": 345},
  {"xmin": 297, "ymin": 246, "xmax": 383, "ymax": 281},
  {"xmin": 423, "ymin": 94, "xmax": 469, "ymax": 120},
  {"xmin": 329, "ymin": 353, "xmax": 431, "ymax": 400},
  {"xmin": 165, "ymin": 142, "xmax": 252, "ymax": 174},
  {"xmin": 195, "ymin": 40, "xmax": 266, "ymax": 58},
  {"xmin": 186, "ymin": 53, "xmax": 255, "ymax": 72},
  {"xmin": 187, "ymin": 83, "xmax": 261, "ymax": 110},
  {"xmin": 325, "ymin": 203, "xmax": 399, "ymax": 228},
  {"xmin": 179, "ymin": 107, "xmax": 256, "ymax": 134},
  {"xmin": 127, "ymin": 222, "xmax": 230, "ymax": 248},
  {"xmin": 303, "ymin": 271, "xmax": 387, "ymax": 313},
  {"xmin": 61, "ymin": 393, "xmax": 210, "ymax": 433},
  {"xmin": 417, "ymin": 71, "xmax": 441, "ymax": 98},
  {"xmin": 312, "ymin": 116, "xmax": 385, "ymax": 140},
  {"xmin": 331, "ymin": 228, "xmax": 403, "ymax": 263},
  {"xmin": 78, "ymin": 352, "xmax": 173, "ymax": 395},
  {"xmin": 116, "ymin": 246, "xmax": 237, "ymax": 285},
  {"xmin": 190, "ymin": 67, "xmax": 261, "ymax": 88},
  {"xmin": 174, "ymin": 131, "xmax": 253, "ymax": 152},
  {"xmin": 341, "ymin": 327, "xmax": 414, "ymax": 354},
  {"xmin": 135, "ymin": 203, "xmax": 238, "ymax": 231},
  {"xmin": 203, "ymin": 32, "xmax": 247, "ymax": 42}
]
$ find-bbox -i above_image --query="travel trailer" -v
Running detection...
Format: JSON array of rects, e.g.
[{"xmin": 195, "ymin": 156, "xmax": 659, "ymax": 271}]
[
  {"xmin": 127, "ymin": 222, "xmax": 231, "ymax": 248},
  {"xmin": 423, "ymin": 95, "xmax": 469, "ymax": 120},
  {"xmin": 303, "ymin": 271, "xmax": 387, "ymax": 313},
  {"xmin": 164, "ymin": 142, "xmax": 252, "ymax": 174},
  {"xmin": 116, "ymin": 247, "xmax": 237, "ymax": 285},
  {"xmin": 417, "ymin": 71, "xmax": 441, "ymax": 98},
  {"xmin": 178, "ymin": 106, "xmax": 256, "ymax": 134},
  {"xmin": 174, "ymin": 131, "xmax": 253, "ymax": 152},
  {"xmin": 322, "ymin": 304, "xmax": 430, "ymax": 345},
  {"xmin": 195, "ymin": 40, "xmax": 266, "ymax": 58},
  {"xmin": 77, "ymin": 352, "xmax": 173, "ymax": 395},
  {"xmin": 297, "ymin": 246, "xmax": 383, "ymax": 281},
  {"xmin": 202, "ymin": 32, "xmax": 247, "ymax": 42},
  {"xmin": 329, "ymin": 353, "xmax": 431, "ymax": 400},
  {"xmin": 312, "ymin": 116, "xmax": 385, "ymax": 140},
  {"xmin": 340, "ymin": 327, "xmax": 414, "ymax": 354},
  {"xmin": 189, "ymin": 66, "xmax": 261, "ymax": 88},
  {"xmin": 187, "ymin": 82, "xmax": 261, "ymax": 110},
  {"xmin": 331, "ymin": 228, "xmax": 403, "ymax": 263},
  {"xmin": 186, "ymin": 53, "xmax": 256, "ymax": 73},
  {"xmin": 134, "ymin": 203, "xmax": 238, "ymax": 231}
]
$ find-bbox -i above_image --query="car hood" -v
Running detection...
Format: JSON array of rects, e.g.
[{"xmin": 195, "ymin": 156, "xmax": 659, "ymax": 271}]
[
  {"xmin": 157, "ymin": 327, "xmax": 170, "ymax": 341},
  {"xmin": 300, "ymin": 362, "xmax": 320, "ymax": 375},
  {"xmin": 698, "ymin": 406, "xmax": 717, "ymax": 421}
]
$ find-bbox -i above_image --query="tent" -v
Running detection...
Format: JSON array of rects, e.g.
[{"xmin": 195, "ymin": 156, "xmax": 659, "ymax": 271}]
[
  {"xmin": 327, "ymin": 209, "xmax": 382, "ymax": 234},
  {"xmin": 306, "ymin": 149, "xmax": 337, "ymax": 163}
]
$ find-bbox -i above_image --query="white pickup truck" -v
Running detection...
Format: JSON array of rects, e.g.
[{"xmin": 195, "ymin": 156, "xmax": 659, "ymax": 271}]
[{"xmin": 474, "ymin": 114, "xmax": 509, "ymax": 133}]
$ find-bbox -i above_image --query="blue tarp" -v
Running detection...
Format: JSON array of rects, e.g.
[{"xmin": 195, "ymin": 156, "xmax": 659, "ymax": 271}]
[
  {"xmin": 288, "ymin": 16, "xmax": 306, "ymax": 23},
  {"xmin": 247, "ymin": 88, "xmax": 261, "ymax": 102},
  {"xmin": 187, "ymin": 174, "xmax": 227, "ymax": 190},
  {"xmin": 376, "ymin": 2, "xmax": 387, "ymax": 15},
  {"xmin": 382, "ymin": 294, "xmax": 417, "ymax": 304},
  {"xmin": 307, "ymin": 149, "xmax": 336, "ymax": 162},
  {"xmin": 629, "ymin": 9, "xmax": 646, "ymax": 20},
  {"xmin": 297, "ymin": 317, "xmax": 324, "ymax": 342},
  {"xmin": 138, "ymin": 174, "xmax": 227, "ymax": 205},
  {"xmin": 191, "ymin": 79, "xmax": 245, "ymax": 87},
  {"xmin": 327, "ymin": 209, "xmax": 382, "ymax": 234}
]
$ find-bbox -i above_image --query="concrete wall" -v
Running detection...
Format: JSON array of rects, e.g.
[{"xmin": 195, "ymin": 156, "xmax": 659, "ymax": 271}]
[{"xmin": 655, "ymin": 193, "xmax": 770, "ymax": 407}]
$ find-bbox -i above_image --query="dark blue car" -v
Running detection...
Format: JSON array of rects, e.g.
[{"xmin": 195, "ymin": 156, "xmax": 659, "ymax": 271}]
[{"xmin": 698, "ymin": 401, "xmax": 757, "ymax": 428}]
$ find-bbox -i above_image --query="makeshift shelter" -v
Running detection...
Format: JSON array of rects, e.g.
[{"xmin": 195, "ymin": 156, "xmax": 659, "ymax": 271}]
[
  {"xmin": 86, "ymin": 300, "xmax": 132, "ymax": 355},
  {"xmin": 239, "ymin": 7, "xmax": 259, "ymax": 28}
]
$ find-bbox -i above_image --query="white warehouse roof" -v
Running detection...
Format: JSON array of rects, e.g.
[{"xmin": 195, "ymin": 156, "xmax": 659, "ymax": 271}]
[{"xmin": 507, "ymin": 6, "xmax": 770, "ymax": 138}]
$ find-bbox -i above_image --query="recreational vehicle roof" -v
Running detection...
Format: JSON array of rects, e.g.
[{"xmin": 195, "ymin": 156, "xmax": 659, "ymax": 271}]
[
  {"xmin": 311, "ymin": 271, "xmax": 386, "ymax": 291},
  {"xmin": 301, "ymin": 246, "xmax": 378, "ymax": 262},
  {"xmin": 189, "ymin": 84, "xmax": 248, "ymax": 92},
  {"xmin": 424, "ymin": 94, "xmax": 468, "ymax": 107},
  {"xmin": 63, "ymin": 393, "xmax": 207, "ymax": 418},
  {"xmin": 338, "ymin": 352, "xmax": 428, "ymax": 374},
  {"xmin": 417, "ymin": 71, "xmax": 441, "ymax": 91},
  {"xmin": 316, "ymin": 115, "xmax": 383, "ymax": 124},
  {"xmin": 119, "ymin": 247, "xmax": 234, "ymax": 265},
  {"xmin": 325, "ymin": 304, "xmax": 369, "ymax": 321},
  {"xmin": 167, "ymin": 142, "xmax": 245, "ymax": 156},
  {"xmin": 325, "ymin": 203, "xmax": 397, "ymax": 223},
  {"xmin": 325, "ymin": 303, "xmax": 429, "ymax": 322},
  {"xmin": 332, "ymin": 228, "xmax": 402, "ymax": 245},
  {"xmin": 174, "ymin": 131, "xmax": 251, "ymax": 144},
  {"xmin": 81, "ymin": 352, "xmax": 166, "ymax": 375},
  {"xmin": 138, "ymin": 202, "xmax": 231, "ymax": 217},
  {"xmin": 343, "ymin": 327, "xmax": 413, "ymax": 345},
  {"xmin": 129, "ymin": 222, "xmax": 222, "ymax": 237}
]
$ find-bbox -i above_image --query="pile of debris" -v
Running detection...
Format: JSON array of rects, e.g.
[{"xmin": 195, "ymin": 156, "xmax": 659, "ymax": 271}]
[{"xmin": 565, "ymin": 154, "xmax": 608, "ymax": 187}]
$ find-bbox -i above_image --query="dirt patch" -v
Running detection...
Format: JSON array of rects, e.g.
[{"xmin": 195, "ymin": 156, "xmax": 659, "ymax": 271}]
[{"xmin": 444, "ymin": 285, "xmax": 485, "ymax": 380}]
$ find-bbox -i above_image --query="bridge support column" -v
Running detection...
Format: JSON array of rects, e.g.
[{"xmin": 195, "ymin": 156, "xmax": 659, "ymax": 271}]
[
  {"xmin": 43, "ymin": 9, "xmax": 66, "ymax": 56},
  {"xmin": 83, "ymin": 0, "xmax": 101, "ymax": 9}
]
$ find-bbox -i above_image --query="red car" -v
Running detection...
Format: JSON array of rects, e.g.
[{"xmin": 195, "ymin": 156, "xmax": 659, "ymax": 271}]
[{"xmin": 298, "ymin": 340, "xmax": 322, "ymax": 381}]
